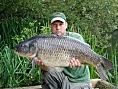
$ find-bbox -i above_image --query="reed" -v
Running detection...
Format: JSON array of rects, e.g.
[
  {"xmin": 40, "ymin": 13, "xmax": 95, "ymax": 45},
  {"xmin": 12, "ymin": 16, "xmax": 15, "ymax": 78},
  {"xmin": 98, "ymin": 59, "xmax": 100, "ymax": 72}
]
[
  {"xmin": 0, "ymin": 17, "xmax": 117, "ymax": 88},
  {"xmin": 0, "ymin": 17, "xmax": 41, "ymax": 88},
  {"xmin": 78, "ymin": 27, "xmax": 118, "ymax": 87}
]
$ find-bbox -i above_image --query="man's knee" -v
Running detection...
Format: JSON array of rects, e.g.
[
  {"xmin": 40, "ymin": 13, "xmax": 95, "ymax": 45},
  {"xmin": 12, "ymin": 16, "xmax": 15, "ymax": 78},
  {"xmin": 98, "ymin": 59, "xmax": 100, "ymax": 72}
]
[
  {"xmin": 43, "ymin": 68, "xmax": 56, "ymax": 77},
  {"xmin": 42, "ymin": 68, "xmax": 59, "ymax": 82},
  {"xmin": 42, "ymin": 68, "xmax": 62, "ymax": 89},
  {"xmin": 42, "ymin": 68, "xmax": 65, "ymax": 85}
]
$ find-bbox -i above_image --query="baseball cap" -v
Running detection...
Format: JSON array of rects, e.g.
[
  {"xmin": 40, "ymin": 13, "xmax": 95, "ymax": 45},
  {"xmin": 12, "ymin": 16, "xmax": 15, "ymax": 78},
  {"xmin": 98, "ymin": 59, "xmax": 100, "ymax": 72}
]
[{"xmin": 50, "ymin": 12, "xmax": 66, "ymax": 23}]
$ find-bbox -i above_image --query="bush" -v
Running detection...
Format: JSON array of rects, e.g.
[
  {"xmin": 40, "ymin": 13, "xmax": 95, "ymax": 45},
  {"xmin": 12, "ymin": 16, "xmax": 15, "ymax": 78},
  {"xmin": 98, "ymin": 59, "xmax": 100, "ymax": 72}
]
[{"xmin": 0, "ymin": 0, "xmax": 118, "ymax": 88}]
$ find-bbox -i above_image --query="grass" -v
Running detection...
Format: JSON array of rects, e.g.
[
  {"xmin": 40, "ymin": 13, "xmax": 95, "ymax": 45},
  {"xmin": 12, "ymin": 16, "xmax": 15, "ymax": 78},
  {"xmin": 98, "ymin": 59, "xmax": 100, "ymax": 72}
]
[
  {"xmin": 0, "ymin": 17, "xmax": 118, "ymax": 88},
  {"xmin": 0, "ymin": 45, "xmax": 42, "ymax": 88}
]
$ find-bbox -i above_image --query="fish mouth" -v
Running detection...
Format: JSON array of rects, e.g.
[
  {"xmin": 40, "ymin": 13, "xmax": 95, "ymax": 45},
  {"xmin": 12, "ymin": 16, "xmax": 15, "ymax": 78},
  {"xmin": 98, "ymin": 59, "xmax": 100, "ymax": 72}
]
[{"xmin": 14, "ymin": 51, "xmax": 36, "ymax": 58}]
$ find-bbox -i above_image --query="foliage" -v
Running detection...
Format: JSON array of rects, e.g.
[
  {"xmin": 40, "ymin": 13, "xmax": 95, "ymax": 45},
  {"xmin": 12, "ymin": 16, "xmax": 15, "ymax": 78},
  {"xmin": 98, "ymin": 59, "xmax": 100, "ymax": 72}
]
[
  {"xmin": 0, "ymin": 18, "xmax": 118, "ymax": 88},
  {"xmin": 0, "ymin": 0, "xmax": 118, "ymax": 88},
  {"xmin": 1, "ymin": 0, "xmax": 118, "ymax": 47},
  {"xmin": 0, "ymin": 46, "xmax": 42, "ymax": 88},
  {"xmin": 0, "ymin": 18, "xmax": 42, "ymax": 88}
]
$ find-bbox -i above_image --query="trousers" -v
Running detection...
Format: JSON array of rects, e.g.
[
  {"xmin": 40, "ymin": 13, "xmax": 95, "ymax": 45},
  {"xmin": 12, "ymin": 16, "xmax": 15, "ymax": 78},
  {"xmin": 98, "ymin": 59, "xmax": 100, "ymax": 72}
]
[{"xmin": 41, "ymin": 68, "xmax": 93, "ymax": 89}]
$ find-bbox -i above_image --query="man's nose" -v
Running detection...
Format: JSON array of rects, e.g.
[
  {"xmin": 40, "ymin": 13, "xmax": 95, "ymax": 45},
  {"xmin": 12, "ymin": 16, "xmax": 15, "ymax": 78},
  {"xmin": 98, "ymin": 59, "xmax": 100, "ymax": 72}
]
[{"xmin": 56, "ymin": 25, "xmax": 60, "ymax": 30}]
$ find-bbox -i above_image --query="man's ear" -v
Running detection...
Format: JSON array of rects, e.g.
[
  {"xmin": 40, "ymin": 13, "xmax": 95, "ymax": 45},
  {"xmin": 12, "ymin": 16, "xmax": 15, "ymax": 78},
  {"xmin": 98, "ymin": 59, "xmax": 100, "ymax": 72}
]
[{"xmin": 65, "ymin": 22, "xmax": 68, "ymax": 29}]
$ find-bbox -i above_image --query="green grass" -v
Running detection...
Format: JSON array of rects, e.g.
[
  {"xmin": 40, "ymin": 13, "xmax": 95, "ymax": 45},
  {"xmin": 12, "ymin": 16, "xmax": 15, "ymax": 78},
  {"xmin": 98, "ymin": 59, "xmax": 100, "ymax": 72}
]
[
  {"xmin": 0, "ymin": 46, "xmax": 42, "ymax": 88},
  {"xmin": 0, "ymin": 17, "xmax": 118, "ymax": 88},
  {"xmin": 0, "ymin": 17, "xmax": 42, "ymax": 88}
]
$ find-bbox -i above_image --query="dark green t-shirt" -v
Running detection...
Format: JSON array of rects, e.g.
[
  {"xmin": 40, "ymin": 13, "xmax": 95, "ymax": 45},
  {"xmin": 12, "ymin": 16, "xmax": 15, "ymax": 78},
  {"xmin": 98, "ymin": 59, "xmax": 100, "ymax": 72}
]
[{"xmin": 63, "ymin": 32, "xmax": 90, "ymax": 83}]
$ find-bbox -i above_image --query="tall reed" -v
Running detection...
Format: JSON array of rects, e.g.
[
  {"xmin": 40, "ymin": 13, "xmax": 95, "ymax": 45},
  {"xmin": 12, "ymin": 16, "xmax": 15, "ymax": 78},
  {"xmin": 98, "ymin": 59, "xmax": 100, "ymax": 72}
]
[
  {"xmin": 0, "ymin": 17, "xmax": 118, "ymax": 88},
  {"xmin": 0, "ymin": 17, "xmax": 42, "ymax": 88},
  {"xmin": 69, "ymin": 24, "xmax": 118, "ymax": 86}
]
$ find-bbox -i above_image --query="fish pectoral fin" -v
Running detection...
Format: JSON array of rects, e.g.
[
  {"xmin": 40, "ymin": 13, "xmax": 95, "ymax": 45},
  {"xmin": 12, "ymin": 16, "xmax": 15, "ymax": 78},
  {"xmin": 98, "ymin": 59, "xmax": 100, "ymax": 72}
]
[
  {"xmin": 54, "ymin": 67, "xmax": 64, "ymax": 72},
  {"xmin": 96, "ymin": 64, "xmax": 108, "ymax": 80},
  {"xmin": 32, "ymin": 57, "xmax": 38, "ymax": 68}
]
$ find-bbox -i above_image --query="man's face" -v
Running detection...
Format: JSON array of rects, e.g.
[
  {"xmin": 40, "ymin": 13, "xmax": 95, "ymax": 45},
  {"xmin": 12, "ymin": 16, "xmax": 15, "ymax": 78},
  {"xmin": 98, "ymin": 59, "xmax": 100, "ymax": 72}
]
[{"xmin": 50, "ymin": 21, "xmax": 68, "ymax": 35}]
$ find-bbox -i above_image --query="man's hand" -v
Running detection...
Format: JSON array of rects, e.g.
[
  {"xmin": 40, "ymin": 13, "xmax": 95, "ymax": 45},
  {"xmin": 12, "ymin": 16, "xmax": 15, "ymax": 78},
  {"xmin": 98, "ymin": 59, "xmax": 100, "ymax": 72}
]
[
  {"xmin": 30, "ymin": 58, "xmax": 51, "ymax": 71},
  {"xmin": 69, "ymin": 58, "xmax": 82, "ymax": 68},
  {"xmin": 35, "ymin": 58, "xmax": 44, "ymax": 66}
]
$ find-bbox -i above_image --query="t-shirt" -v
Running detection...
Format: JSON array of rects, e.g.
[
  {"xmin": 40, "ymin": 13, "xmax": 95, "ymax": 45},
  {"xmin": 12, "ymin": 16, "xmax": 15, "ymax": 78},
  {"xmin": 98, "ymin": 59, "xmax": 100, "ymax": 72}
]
[{"xmin": 63, "ymin": 32, "xmax": 90, "ymax": 83}]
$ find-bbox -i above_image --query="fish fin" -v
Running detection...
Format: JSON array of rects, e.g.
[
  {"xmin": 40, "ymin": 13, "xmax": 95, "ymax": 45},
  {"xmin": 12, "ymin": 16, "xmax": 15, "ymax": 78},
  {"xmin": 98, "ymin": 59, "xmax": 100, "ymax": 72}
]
[
  {"xmin": 54, "ymin": 67, "xmax": 64, "ymax": 72},
  {"xmin": 101, "ymin": 57, "xmax": 113, "ymax": 70},
  {"xmin": 96, "ymin": 65, "xmax": 108, "ymax": 80},
  {"xmin": 32, "ymin": 57, "xmax": 38, "ymax": 68}
]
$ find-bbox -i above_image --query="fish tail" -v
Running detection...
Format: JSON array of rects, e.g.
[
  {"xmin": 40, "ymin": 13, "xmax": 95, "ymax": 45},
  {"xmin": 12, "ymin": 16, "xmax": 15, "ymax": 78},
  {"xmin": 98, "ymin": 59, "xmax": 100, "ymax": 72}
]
[
  {"xmin": 96, "ymin": 57, "xmax": 113, "ymax": 80},
  {"xmin": 101, "ymin": 57, "xmax": 113, "ymax": 70},
  {"xmin": 96, "ymin": 65, "xmax": 108, "ymax": 80}
]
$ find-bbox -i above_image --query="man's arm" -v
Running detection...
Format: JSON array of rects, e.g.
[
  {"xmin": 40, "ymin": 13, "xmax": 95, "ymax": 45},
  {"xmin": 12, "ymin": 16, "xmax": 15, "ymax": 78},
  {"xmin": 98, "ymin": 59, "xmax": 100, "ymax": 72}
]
[{"xmin": 35, "ymin": 58, "xmax": 51, "ymax": 71}]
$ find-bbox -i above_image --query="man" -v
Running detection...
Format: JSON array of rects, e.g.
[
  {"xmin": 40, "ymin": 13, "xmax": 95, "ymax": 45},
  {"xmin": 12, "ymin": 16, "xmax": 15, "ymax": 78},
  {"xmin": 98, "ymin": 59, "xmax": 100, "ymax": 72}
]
[{"xmin": 35, "ymin": 12, "xmax": 92, "ymax": 89}]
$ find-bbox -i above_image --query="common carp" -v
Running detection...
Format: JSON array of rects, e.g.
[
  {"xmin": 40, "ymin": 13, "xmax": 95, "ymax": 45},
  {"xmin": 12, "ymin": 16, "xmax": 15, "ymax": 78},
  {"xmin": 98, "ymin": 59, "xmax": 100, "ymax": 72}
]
[{"xmin": 14, "ymin": 34, "xmax": 113, "ymax": 80}]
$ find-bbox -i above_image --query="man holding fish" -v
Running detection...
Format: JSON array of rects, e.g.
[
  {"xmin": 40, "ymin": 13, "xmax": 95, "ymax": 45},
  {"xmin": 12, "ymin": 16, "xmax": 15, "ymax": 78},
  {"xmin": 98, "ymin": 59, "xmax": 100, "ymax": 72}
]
[
  {"xmin": 35, "ymin": 12, "xmax": 93, "ymax": 89},
  {"xmin": 14, "ymin": 12, "xmax": 112, "ymax": 89}
]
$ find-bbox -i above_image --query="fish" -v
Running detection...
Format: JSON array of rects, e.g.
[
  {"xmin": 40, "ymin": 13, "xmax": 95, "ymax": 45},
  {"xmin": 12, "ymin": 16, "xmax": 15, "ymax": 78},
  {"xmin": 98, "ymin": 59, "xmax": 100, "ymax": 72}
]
[{"xmin": 14, "ymin": 34, "xmax": 113, "ymax": 80}]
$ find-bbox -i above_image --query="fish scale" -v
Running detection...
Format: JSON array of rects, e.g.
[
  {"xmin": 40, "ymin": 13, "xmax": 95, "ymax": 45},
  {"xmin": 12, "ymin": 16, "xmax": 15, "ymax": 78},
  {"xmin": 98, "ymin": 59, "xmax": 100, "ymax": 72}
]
[{"xmin": 38, "ymin": 49, "xmax": 71, "ymax": 67}]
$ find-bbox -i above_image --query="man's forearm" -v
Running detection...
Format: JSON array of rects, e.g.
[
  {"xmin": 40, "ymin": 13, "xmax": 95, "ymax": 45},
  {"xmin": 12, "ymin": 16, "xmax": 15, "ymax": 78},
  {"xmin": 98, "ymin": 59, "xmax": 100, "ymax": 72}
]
[{"xmin": 39, "ymin": 65, "xmax": 51, "ymax": 71}]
